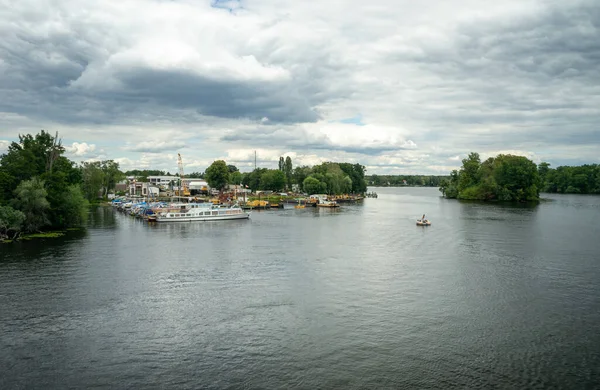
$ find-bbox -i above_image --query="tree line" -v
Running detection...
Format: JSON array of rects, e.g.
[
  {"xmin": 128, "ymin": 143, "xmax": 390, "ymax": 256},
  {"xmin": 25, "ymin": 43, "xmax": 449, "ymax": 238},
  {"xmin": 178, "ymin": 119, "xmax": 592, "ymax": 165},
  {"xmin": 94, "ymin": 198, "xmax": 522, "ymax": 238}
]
[
  {"xmin": 366, "ymin": 175, "xmax": 448, "ymax": 187},
  {"xmin": 539, "ymin": 163, "xmax": 600, "ymax": 194},
  {"xmin": 203, "ymin": 159, "xmax": 367, "ymax": 195}
]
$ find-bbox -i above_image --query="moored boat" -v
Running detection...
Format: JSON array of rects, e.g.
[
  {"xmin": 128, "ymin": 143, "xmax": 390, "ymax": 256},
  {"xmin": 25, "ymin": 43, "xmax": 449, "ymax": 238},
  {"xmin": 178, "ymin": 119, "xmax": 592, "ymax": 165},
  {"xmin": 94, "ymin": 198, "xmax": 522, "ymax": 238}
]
[
  {"xmin": 154, "ymin": 203, "xmax": 250, "ymax": 222},
  {"xmin": 317, "ymin": 200, "xmax": 339, "ymax": 208}
]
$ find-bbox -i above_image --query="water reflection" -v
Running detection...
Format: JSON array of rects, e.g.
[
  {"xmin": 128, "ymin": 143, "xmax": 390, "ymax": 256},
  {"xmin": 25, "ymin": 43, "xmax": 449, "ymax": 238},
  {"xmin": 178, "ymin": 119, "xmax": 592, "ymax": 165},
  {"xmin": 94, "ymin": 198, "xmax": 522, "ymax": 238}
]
[{"xmin": 1, "ymin": 190, "xmax": 600, "ymax": 388}]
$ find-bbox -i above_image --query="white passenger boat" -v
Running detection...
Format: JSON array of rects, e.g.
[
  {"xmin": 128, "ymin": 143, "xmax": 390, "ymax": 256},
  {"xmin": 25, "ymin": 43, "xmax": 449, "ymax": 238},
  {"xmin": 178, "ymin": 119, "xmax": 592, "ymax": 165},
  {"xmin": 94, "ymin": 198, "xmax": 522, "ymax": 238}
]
[{"xmin": 154, "ymin": 203, "xmax": 250, "ymax": 222}]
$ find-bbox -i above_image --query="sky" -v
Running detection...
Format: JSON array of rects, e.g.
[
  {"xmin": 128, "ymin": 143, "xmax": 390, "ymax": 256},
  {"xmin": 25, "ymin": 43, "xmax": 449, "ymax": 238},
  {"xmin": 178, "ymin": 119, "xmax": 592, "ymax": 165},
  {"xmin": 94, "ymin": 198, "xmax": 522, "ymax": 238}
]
[{"xmin": 0, "ymin": 0, "xmax": 599, "ymax": 174}]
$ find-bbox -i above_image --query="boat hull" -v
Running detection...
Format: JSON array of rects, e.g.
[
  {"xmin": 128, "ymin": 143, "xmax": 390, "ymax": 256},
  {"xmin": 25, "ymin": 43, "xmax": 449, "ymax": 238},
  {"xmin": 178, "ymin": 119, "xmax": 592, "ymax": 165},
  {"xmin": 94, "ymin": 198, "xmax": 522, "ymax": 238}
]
[
  {"xmin": 155, "ymin": 213, "xmax": 250, "ymax": 222},
  {"xmin": 416, "ymin": 220, "xmax": 431, "ymax": 226}
]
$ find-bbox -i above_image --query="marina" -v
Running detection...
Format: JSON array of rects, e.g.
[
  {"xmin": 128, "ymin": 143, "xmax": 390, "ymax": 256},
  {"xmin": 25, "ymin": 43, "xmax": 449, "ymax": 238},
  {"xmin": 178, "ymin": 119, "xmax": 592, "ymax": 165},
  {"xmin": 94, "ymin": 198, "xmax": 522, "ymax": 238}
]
[{"xmin": 111, "ymin": 191, "xmax": 364, "ymax": 219}]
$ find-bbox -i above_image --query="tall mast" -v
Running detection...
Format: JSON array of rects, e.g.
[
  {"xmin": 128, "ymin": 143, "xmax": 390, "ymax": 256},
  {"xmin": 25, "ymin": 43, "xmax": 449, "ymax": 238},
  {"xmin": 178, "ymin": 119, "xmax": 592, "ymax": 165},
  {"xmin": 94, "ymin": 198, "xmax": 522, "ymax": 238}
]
[{"xmin": 177, "ymin": 153, "xmax": 187, "ymax": 197}]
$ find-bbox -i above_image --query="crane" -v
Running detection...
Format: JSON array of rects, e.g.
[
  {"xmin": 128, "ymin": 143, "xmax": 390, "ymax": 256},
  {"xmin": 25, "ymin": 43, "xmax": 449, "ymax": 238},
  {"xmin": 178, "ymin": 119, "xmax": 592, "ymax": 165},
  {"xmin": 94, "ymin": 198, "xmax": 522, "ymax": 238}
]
[{"xmin": 177, "ymin": 153, "xmax": 190, "ymax": 197}]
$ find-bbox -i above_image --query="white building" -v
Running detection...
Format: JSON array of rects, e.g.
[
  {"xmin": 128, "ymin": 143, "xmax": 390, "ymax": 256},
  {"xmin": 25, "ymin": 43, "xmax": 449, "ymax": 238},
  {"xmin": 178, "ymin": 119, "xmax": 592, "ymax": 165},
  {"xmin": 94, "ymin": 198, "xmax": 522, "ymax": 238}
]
[
  {"xmin": 187, "ymin": 180, "xmax": 209, "ymax": 193},
  {"xmin": 148, "ymin": 176, "xmax": 178, "ymax": 187},
  {"xmin": 129, "ymin": 182, "xmax": 160, "ymax": 197}
]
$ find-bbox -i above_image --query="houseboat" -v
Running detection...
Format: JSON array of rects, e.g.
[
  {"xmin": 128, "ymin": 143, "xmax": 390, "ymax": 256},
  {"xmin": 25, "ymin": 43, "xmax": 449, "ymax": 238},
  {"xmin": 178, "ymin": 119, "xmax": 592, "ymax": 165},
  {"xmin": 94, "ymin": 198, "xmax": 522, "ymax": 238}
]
[{"xmin": 154, "ymin": 203, "xmax": 250, "ymax": 222}]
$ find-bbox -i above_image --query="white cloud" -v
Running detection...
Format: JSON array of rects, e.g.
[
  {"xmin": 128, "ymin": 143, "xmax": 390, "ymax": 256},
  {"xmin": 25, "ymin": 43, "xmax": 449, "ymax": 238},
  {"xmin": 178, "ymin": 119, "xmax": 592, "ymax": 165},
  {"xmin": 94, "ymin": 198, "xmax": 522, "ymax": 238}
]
[
  {"xmin": 0, "ymin": 140, "xmax": 10, "ymax": 154},
  {"xmin": 64, "ymin": 142, "xmax": 97, "ymax": 157},
  {"xmin": 123, "ymin": 140, "xmax": 186, "ymax": 153}
]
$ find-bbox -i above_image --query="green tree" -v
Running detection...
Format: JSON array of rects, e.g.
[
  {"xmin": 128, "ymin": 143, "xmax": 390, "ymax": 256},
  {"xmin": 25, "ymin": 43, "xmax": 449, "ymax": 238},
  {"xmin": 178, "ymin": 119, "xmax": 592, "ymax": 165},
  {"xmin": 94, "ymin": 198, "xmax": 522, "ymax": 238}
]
[
  {"xmin": 243, "ymin": 168, "xmax": 267, "ymax": 191},
  {"xmin": 259, "ymin": 170, "xmax": 286, "ymax": 191},
  {"xmin": 293, "ymin": 166, "xmax": 312, "ymax": 192},
  {"xmin": 205, "ymin": 160, "xmax": 230, "ymax": 191},
  {"xmin": 101, "ymin": 160, "xmax": 123, "ymax": 197},
  {"xmin": 0, "ymin": 130, "xmax": 68, "ymax": 203},
  {"xmin": 0, "ymin": 205, "xmax": 25, "ymax": 239},
  {"xmin": 458, "ymin": 152, "xmax": 481, "ymax": 191},
  {"xmin": 53, "ymin": 185, "xmax": 89, "ymax": 227},
  {"xmin": 493, "ymin": 154, "xmax": 539, "ymax": 201},
  {"xmin": 124, "ymin": 169, "xmax": 166, "ymax": 176},
  {"xmin": 230, "ymin": 171, "xmax": 243, "ymax": 185},
  {"xmin": 538, "ymin": 162, "xmax": 551, "ymax": 190},
  {"xmin": 81, "ymin": 161, "xmax": 105, "ymax": 201},
  {"xmin": 278, "ymin": 157, "xmax": 285, "ymax": 171},
  {"xmin": 0, "ymin": 130, "xmax": 90, "ymax": 231},
  {"xmin": 303, "ymin": 175, "xmax": 327, "ymax": 194},
  {"xmin": 339, "ymin": 163, "xmax": 367, "ymax": 193},
  {"xmin": 227, "ymin": 165, "xmax": 239, "ymax": 173},
  {"xmin": 186, "ymin": 171, "xmax": 205, "ymax": 179},
  {"xmin": 312, "ymin": 162, "xmax": 353, "ymax": 194},
  {"xmin": 12, "ymin": 177, "xmax": 50, "ymax": 232},
  {"xmin": 440, "ymin": 152, "xmax": 540, "ymax": 202}
]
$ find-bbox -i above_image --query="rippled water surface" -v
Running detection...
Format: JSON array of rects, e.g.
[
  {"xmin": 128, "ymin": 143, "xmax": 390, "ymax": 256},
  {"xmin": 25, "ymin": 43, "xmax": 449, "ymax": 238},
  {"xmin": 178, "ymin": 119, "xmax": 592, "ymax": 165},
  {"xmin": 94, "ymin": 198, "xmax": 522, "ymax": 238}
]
[{"xmin": 2, "ymin": 187, "xmax": 600, "ymax": 388}]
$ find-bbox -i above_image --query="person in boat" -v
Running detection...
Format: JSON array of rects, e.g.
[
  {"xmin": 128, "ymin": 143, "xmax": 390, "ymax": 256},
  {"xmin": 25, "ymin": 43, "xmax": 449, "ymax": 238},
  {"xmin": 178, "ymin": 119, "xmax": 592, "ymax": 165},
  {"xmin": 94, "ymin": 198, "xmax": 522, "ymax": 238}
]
[{"xmin": 422, "ymin": 214, "xmax": 426, "ymax": 222}]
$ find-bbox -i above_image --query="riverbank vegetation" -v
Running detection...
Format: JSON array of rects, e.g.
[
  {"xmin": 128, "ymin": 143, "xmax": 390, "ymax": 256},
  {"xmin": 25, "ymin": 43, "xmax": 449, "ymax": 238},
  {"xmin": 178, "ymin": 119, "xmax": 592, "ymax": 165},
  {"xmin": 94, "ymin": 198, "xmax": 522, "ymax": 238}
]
[
  {"xmin": 204, "ymin": 159, "xmax": 368, "ymax": 195},
  {"xmin": 439, "ymin": 153, "xmax": 540, "ymax": 202},
  {"xmin": 539, "ymin": 163, "xmax": 600, "ymax": 194},
  {"xmin": 0, "ymin": 131, "xmax": 124, "ymax": 241},
  {"xmin": 366, "ymin": 175, "xmax": 448, "ymax": 187}
]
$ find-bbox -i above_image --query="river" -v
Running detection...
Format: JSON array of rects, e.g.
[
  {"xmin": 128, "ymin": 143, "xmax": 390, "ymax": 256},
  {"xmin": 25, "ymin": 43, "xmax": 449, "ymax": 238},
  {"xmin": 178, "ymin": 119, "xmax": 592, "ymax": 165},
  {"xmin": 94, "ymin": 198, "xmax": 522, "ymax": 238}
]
[{"xmin": 1, "ymin": 187, "xmax": 599, "ymax": 388}]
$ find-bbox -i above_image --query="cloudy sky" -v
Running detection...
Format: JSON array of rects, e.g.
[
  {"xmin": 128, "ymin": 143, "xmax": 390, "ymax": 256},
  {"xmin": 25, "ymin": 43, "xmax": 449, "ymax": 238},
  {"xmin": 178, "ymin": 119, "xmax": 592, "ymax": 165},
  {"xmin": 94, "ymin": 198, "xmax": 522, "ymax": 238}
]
[{"xmin": 1, "ymin": 0, "xmax": 599, "ymax": 174}]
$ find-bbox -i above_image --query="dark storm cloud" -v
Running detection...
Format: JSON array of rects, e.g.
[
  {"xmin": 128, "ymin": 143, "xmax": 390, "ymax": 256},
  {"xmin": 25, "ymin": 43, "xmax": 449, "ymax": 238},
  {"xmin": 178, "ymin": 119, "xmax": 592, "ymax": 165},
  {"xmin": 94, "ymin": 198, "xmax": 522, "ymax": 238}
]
[
  {"xmin": 0, "ymin": 15, "xmax": 321, "ymax": 126},
  {"xmin": 113, "ymin": 67, "xmax": 319, "ymax": 123}
]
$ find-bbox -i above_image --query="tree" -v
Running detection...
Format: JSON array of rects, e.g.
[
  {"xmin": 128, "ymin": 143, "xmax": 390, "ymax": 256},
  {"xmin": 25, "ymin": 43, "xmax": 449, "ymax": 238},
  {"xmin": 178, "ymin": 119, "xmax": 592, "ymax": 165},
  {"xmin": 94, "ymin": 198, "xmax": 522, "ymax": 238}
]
[
  {"xmin": 186, "ymin": 172, "xmax": 205, "ymax": 179},
  {"xmin": 259, "ymin": 169, "xmax": 286, "ymax": 191},
  {"xmin": 205, "ymin": 160, "xmax": 230, "ymax": 191},
  {"xmin": 124, "ymin": 169, "xmax": 166, "ymax": 176},
  {"xmin": 0, "ymin": 206, "xmax": 25, "ymax": 239},
  {"xmin": 230, "ymin": 171, "xmax": 243, "ymax": 185},
  {"xmin": 538, "ymin": 162, "xmax": 551, "ymax": 190},
  {"xmin": 81, "ymin": 161, "xmax": 104, "ymax": 201},
  {"xmin": 458, "ymin": 152, "xmax": 481, "ymax": 192},
  {"xmin": 12, "ymin": 177, "xmax": 50, "ymax": 232},
  {"xmin": 101, "ymin": 160, "xmax": 123, "ymax": 197},
  {"xmin": 340, "ymin": 163, "xmax": 367, "ymax": 193},
  {"xmin": 278, "ymin": 157, "xmax": 285, "ymax": 172},
  {"xmin": 227, "ymin": 165, "xmax": 239, "ymax": 173},
  {"xmin": 0, "ymin": 130, "xmax": 67, "ymax": 203},
  {"xmin": 0, "ymin": 130, "xmax": 92, "ymax": 232},
  {"xmin": 312, "ymin": 162, "xmax": 353, "ymax": 194},
  {"xmin": 303, "ymin": 176, "xmax": 327, "ymax": 194},
  {"xmin": 439, "ymin": 152, "xmax": 540, "ymax": 202},
  {"xmin": 53, "ymin": 185, "xmax": 89, "ymax": 227},
  {"xmin": 293, "ymin": 166, "xmax": 312, "ymax": 192},
  {"xmin": 541, "ymin": 164, "xmax": 600, "ymax": 194},
  {"xmin": 243, "ymin": 168, "xmax": 267, "ymax": 191},
  {"xmin": 284, "ymin": 156, "xmax": 293, "ymax": 189}
]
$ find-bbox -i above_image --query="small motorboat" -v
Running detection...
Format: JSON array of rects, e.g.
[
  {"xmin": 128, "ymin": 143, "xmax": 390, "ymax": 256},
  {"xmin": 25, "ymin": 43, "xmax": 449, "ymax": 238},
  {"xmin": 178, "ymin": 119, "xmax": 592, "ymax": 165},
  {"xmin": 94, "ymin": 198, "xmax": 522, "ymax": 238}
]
[{"xmin": 416, "ymin": 219, "xmax": 431, "ymax": 226}]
